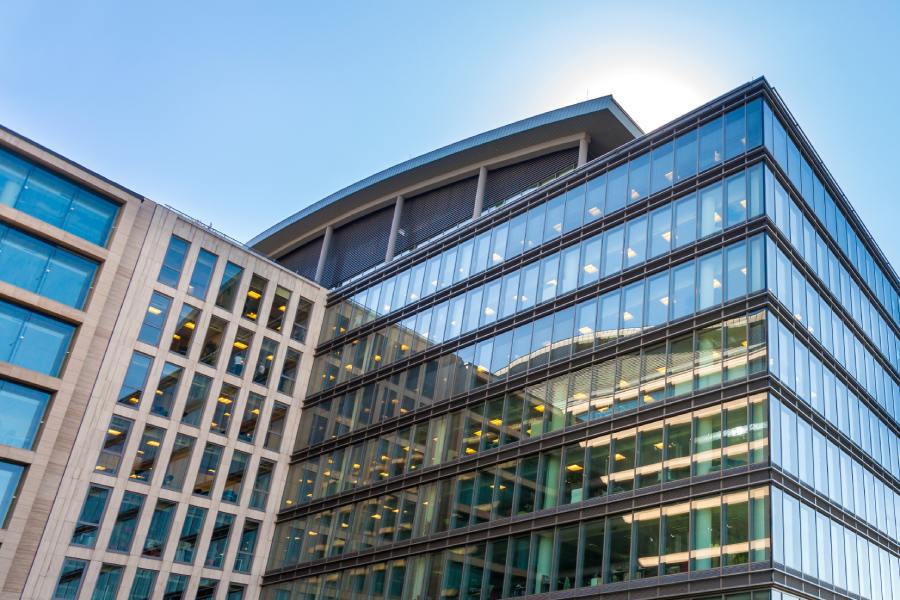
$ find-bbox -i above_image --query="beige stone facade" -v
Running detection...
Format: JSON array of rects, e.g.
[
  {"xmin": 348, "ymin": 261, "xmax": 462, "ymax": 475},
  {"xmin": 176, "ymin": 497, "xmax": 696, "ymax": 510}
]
[{"xmin": 0, "ymin": 128, "xmax": 325, "ymax": 599}]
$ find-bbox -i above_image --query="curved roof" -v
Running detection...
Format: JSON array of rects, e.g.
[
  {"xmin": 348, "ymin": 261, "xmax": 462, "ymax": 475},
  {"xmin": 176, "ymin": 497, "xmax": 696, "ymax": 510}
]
[{"xmin": 249, "ymin": 95, "xmax": 642, "ymax": 256}]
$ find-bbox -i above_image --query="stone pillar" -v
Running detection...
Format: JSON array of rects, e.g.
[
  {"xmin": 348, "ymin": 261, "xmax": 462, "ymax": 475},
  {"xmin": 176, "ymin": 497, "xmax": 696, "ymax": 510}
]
[
  {"xmin": 577, "ymin": 134, "xmax": 591, "ymax": 167},
  {"xmin": 314, "ymin": 224, "xmax": 333, "ymax": 284},
  {"xmin": 472, "ymin": 165, "xmax": 488, "ymax": 219},
  {"xmin": 384, "ymin": 195, "xmax": 404, "ymax": 263}
]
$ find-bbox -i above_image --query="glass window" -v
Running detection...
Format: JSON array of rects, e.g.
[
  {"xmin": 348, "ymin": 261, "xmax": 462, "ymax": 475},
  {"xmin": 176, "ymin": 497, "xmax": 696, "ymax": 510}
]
[
  {"xmin": 169, "ymin": 304, "xmax": 200, "ymax": 356},
  {"xmin": 661, "ymin": 502, "xmax": 690, "ymax": 574},
  {"xmin": 0, "ymin": 378, "xmax": 50, "ymax": 449},
  {"xmin": 697, "ymin": 251, "xmax": 723, "ymax": 310},
  {"xmin": 624, "ymin": 215, "xmax": 647, "ymax": 268},
  {"xmin": 188, "ymin": 249, "xmax": 217, "ymax": 299},
  {"xmin": 699, "ymin": 183, "xmax": 723, "ymax": 238},
  {"xmin": 237, "ymin": 391, "xmax": 264, "ymax": 444},
  {"xmin": 674, "ymin": 130, "xmax": 698, "ymax": 183},
  {"xmin": 150, "ymin": 362, "xmax": 183, "ymax": 418},
  {"xmin": 129, "ymin": 569, "xmax": 157, "ymax": 600},
  {"xmin": 670, "ymin": 262, "xmax": 695, "ymax": 320},
  {"xmin": 291, "ymin": 297, "xmax": 313, "ymax": 343},
  {"xmin": 607, "ymin": 514, "xmax": 632, "ymax": 582},
  {"xmin": 0, "ymin": 300, "xmax": 75, "ymax": 376},
  {"xmin": 210, "ymin": 383, "xmax": 239, "ymax": 436},
  {"xmin": 175, "ymin": 505, "xmax": 207, "ymax": 564},
  {"xmin": 52, "ymin": 558, "xmax": 87, "ymax": 599},
  {"xmin": 0, "ymin": 225, "xmax": 98, "ymax": 308},
  {"xmin": 649, "ymin": 204, "xmax": 672, "ymax": 258},
  {"xmin": 70, "ymin": 484, "xmax": 110, "ymax": 547},
  {"xmin": 222, "ymin": 450, "xmax": 249, "ymax": 504},
  {"xmin": 193, "ymin": 442, "xmax": 223, "ymax": 496},
  {"xmin": 163, "ymin": 433, "xmax": 195, "ymax": 492},
  {"xmin": 250, "ymin": 459, "xmax": 274, "ymax": 510},
  {"xmin": 128, "ymin": 568, "xmax": 157, "ymax": 600},
  {"xmin": 606, "ymin": 163, "xmax": 628, "ymax": 213},
  {"xmin": 205, "ymin": 511, "xmax": 236, "ymax": 568},
  {"xmin": 116, "ymin": 351, "xmax": 152, "ymax": 408},
  {"xmin": 267, "ymin": 286, "xmax": 292, "ymax": 332},
  {"xmin": 216, "ymin": 261, "xmax": 244, "ymax": 310},
  {"xmin": 601, "ymin": 224, "xmax": 623, "ymax": 277},
  {"xmin": 129, "ymin": 425, "xmax": 165, "ymax": 483},
  {"xmin": 95, "ymin": 415, "xmax": 131, "ymax": 475},
  {"xmin": 108, "ymin": 491, "xmax": 144, "ymax": 552},
  {"xmin": 158, "ymin": 235, "xmax": 190, "ymax": 288},
  {"xmin": 725, "ymin": 104, "xmax": 746, "ymax": 160},
  {"xmin": 197, "ymin": 315, "xmax": 228, "ymax": 367},
  {"xmin": 242, "ymin": 274, "xmax": 268, "ymax": 321},
  {"xmin": 180, "ymin": 373, "xmax": 211, "ymax": 426},
  {"xmin": 253, "ymin": 338, "xmax": 278, "ymax": 385},
  {"xmin": 265, "ymin": 401, "xmax": 288, "ymax": 451},
  {"xmin": 142, "ymin": 499, "xmax": 177, "ymax": 558},
  {"xmin": 278, "ymin": 348, "xmax": 302, "ymax": 396},
  {"xmin": 690, "ymin": 496, "xmax": 721, "ymax": 570},
  {"xmin": 234, "ymin": 519, "xmax": 260, "ymax": 573},
  {"xmin": 163, "ymin": 573, "xmax": 189, "ymax": 598},
  {"xmin": 563, "ymin": 183, "xmax": 585, "ymax": 233},
  {"xmin": 584, "ymin": 173, "xmax": 606, "ymax": 223},
  {"xmin": 698, "ymin": 116, "xmax": 724, "ymax": 171},
  {"xmin": 651, "ymin": 141, "xmax": 674, "ymax": 193},
  {"xmin": 227, "ymin": 327, "xmax": 253, "ymax": 376},
  {"xmin": 628, "ymin": 152, "xmax": 650, "ymax": 202},
  {"xmin": 673, "ymin": 194, "xmax": 696, "ymax": 248},
  {"xmin": 137, "ymin": 292, "xmax": 172, "ymax": 346}
]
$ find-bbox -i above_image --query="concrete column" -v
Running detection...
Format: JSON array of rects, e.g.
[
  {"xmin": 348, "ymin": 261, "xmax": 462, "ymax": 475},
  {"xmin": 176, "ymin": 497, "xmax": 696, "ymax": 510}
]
[
  {"xmin": 472, "ymin": 165, "xmax": 488, "ymax": 220},
  {"xmin": 314, "ymin": 224, "xmax": 333, "ymax": 283},
  {"xmin": 577, "ymin": 134, "xmax": 591, "ymax": 167},
  {"xmin": 384, "ymin": 195, "xmax": 404, "ymax": 263}
]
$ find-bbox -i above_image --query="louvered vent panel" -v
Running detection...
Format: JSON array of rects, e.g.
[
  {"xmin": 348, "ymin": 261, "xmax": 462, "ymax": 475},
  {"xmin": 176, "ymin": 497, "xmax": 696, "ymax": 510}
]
[
  {"xmin": 321, "ymin": 205, "xmax": 394, "ymax": 288},
  {"xmin": 483, "ymin": 147, "xmax": 578, "ymax": 209},
  {"xmin": 396, "ymin": 176, "xmax": 478, "ymax": 254},
  {"xmin": 277, "ymin": 236, "xmax": 323, "ymax": 281}
]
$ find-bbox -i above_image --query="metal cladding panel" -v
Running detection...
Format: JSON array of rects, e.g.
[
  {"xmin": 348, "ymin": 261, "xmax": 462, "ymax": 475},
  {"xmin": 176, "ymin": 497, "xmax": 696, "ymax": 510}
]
[
  {"xmin": 395, "ymin": 175, "xmax": 478, "ymax": 255},
  {"xmin": 277, "ymin": 236, "xmax": 323, "ymax": 281},
  {"xmin": 483, "ymin": 147, "xmax": 578, "ymax": 209},
  {"xmin": 321, "ymin": 205, "xmax": 394, "ymax": 288}
]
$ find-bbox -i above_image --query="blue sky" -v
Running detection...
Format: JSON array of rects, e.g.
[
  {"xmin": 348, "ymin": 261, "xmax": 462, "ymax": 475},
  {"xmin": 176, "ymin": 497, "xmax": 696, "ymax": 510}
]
[{"xmin": 0, "ymin": 1, "xmax": 898, "ymax": 266}]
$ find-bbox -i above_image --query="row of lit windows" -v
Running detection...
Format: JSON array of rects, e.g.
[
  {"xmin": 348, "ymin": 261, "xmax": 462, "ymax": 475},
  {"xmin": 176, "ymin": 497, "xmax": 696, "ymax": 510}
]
[
  {"xmin": 318, "ymin": 164, "xmax": 764, "ymax": 384},
  {"xmin": 0, "ymin": 145, "xmax": 119, "ymax": 247},
  {"xmin": 273, "ymin": 395, "xmax": 767, "ymax": 568},
  {"xmin": 157, "ymin": 234, "xmax": 313, "ymax": 343},
  {"xmin": 766, "ymin": 312, "xmax": 898, "ymax": 480},
  {"xmin": 322, "ymin": 100, "xmax": 765, "ymax": 339},
  {"xmin": 0, "ymin": 222, "xmax": 98, "ymax": 309},
  {"xmin": 301, "ymin": 237, "xmax": 765, "ymax": 449},
  {"xmin": 311, "ymin": 231, "xmax": 766, "ymax": 399},
  {"xmin": 770, "ymin": 486, "xmax": 899, "ymax": 600},
  {"xmin": 264, "ymin": 487, "xmax": 770, "ymax": 600},
  {"xmin": 765, "ymin": 165, "xmax": 898, "ymax": 374},
  {"xmin": 287, "ymin": 312, "xmax": 767, "ymax": 506},
  {"xmin": 762, "ymin": 101, "xmax": 899, "ymax": 328},
  {"xmin": 53, "ymin": 559, "xmax": 246, "ymax": 600},
  {"xmin": 771, "ymin": 397, "xmax": 898, "ymax": 542},
  {"xmin": 768, "ymin": 238, "xmax": 899, "ymax": 434},
  {"xmin": 93, "ymin": 411, "xmax": 282, "ymax": 502}
]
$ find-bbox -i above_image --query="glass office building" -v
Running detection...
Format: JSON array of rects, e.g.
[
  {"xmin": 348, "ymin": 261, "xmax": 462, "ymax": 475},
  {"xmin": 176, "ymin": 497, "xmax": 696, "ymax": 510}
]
[{"xmin": 254, "ymin": 78, "xmax": 898, "ymax": 600}]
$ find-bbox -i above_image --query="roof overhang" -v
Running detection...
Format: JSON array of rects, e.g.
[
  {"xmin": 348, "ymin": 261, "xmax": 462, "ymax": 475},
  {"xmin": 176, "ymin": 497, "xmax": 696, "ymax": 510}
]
[{"xmin": 249, "ymin": 95, "xmax": 642, "ymax": 257}]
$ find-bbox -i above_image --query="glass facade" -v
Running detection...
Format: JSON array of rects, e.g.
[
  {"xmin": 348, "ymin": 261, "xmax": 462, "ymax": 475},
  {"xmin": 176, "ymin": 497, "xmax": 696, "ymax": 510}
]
[{"xmin": 264, "ymin": 84, "xmax": 898, "ymax": 600}]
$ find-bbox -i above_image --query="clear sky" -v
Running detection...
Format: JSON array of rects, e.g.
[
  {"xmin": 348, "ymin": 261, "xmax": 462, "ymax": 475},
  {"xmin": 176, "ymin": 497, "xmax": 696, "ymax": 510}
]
[{"xmin": 0, "ymin": 1, "xmax": 897, "ymax": 266}]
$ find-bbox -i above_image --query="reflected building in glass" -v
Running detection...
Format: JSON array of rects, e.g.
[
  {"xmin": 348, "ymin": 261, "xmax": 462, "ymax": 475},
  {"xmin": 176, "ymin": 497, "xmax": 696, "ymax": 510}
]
[{"xmin": 252, "ymin": 78, "xmax": 899, "ymax": 600}]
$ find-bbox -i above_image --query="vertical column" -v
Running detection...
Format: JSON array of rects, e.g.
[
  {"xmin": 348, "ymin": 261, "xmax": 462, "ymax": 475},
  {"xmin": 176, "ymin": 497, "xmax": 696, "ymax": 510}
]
[
  {"xmin": 577, "ymin": 134, "xmax": 591, "ymax": 167},
  {"xmin": 314, "ymin": 224, "xmax": 333, "ymax": 284},
  {"xmin": 384, "ymin": 195, "xmax": 404, "ymax": 263},
  {"xmin": 472, "ymin": 165, "xmax": 488, "ymax": 220}
]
